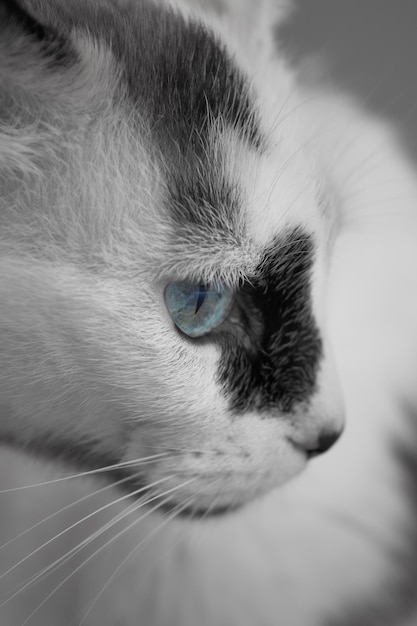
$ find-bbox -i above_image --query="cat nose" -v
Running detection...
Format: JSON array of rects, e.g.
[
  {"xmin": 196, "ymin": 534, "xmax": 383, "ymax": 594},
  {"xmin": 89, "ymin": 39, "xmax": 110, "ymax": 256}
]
[{"xmin": 306, "ymin": 429, "xmax": 342, "ymax": 458}]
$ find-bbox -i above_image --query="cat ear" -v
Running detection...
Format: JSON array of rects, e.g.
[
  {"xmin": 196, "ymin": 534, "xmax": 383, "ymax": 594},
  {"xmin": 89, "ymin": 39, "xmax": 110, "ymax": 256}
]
[
  {"xmin": 0, "ymin": 0, "xmax": 75, "ymax": 93},
  {"xmin": 0, "ymin": 0, "xmax": 78, "ymax": 175}
]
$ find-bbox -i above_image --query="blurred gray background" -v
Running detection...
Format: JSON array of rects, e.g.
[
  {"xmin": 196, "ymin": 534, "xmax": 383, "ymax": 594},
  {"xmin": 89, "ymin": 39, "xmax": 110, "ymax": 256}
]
[{"xmin": 281, "ymin": 0, "xmax": 417, "ymax": 159}]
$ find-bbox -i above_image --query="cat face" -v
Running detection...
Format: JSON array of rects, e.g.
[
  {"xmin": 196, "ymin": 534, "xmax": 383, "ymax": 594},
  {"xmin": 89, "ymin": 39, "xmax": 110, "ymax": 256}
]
[{"xmin": 0, "ymin": 0, "xmax": 344, "ymax": 515}]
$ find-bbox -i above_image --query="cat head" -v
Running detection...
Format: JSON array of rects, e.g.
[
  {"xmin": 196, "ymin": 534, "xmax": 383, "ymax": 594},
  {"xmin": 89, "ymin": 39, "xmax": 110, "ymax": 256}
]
[{"xmin": 0, "ymin": 0, "xmax": 344, "ymax": 516}]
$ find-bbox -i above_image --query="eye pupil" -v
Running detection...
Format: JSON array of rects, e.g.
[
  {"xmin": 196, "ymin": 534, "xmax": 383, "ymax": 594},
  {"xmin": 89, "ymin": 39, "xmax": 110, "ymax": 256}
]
[
  {"xmin": 164, "ymin": 281, "xmax": 233, "ymax": 338},
  {"xmin": 195, "ymin": 285, "xmax": 207, "ymax": 314}
]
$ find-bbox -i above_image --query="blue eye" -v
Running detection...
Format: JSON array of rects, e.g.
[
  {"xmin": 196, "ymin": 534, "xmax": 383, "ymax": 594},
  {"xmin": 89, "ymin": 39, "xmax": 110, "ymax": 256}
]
[{"xmin": 164, "ymin": 281, "xmax": 234, "ymax": 338}]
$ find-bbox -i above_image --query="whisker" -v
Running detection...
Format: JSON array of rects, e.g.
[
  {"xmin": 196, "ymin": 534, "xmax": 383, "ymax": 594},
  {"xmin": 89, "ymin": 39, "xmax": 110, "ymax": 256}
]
[
  {"xmin": 268, "ymin": 91, "xmax": 325, "ymax": 136},
  {"xmin": 266, "ymin": 82, "xmax": 303, "ymax": 137},
  {"xmin": 78, "ymin": 480, "xmax": 215, "ymax": 626},
  {"xmin": 340, "ymin": 177, "xmax": 417, "ymax": 203},
  {"xmin": 20, "ymin": 478, "xmax": 198, "ymax": 625},
  {"xmin": 0, "ymin": 473, "xmax": 134, "ymax": 554},
  {"xmin": 3, "ymin": 478, "xmax": 195, "ymax": 602},
  {"xmin": 261, "ymin": 131, "xmax": 330, "ymax": 224},
  {"xmin": 3, "ymin": 492, "xmax": 152, "ymax": 602},
  {"xmin": 0, "ymin": 453, "xmax": 170, "ymax": 493},
  {"xmin": 0, "ymin": 475, "xmax": 171, "ymax": 585},
  {"xmin": 130, "ymin": 444, "xmax": 225, "ymax": 457}
]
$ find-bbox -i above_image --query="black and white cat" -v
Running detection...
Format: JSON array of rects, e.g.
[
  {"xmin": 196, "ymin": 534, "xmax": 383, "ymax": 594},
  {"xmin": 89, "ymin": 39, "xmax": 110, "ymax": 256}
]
[{"xmin": 1, "ymin": 0, "xmax": 417, "ymax": 624}]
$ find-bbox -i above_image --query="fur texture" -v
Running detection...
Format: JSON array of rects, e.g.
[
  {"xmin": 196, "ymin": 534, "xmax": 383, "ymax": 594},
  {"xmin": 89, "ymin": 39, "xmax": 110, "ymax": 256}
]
[{"xmin": 1, "ymin": 0, "xmax": 417, "ymax": 624}]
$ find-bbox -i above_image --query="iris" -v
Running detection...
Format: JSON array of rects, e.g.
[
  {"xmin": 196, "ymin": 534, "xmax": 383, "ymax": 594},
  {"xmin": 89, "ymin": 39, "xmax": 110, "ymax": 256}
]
[{"xmin": 164, "ymin": 281, "xmax": 233, "ymax": 338}]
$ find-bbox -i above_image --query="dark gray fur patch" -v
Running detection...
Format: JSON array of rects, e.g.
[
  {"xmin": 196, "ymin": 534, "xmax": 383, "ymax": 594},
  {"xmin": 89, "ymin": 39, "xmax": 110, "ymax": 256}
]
[
  {"xmin": 26, "ymin": 0, "xmax": 263, "ymax": 149},
  {"xmin": 119, "ymin": 3, "xmax": 262, "ymax": 149},
  {"xmin": 219, "ymin": 228, "xmax": 322, "ymax": 413},
  {"xmin": 0, "ymin": 0, "xmax": 76, "ymax": 67},
  {"xmin": 105, "ymin": 2, "xmax": 262, "ymax": 149},
  {"xmin": 181, "ymin": 227, "xmax": 321, "ymax": 414},
  {"xmin": 168, "ymin": 169, "xmax": 244, "ymax": 246}
]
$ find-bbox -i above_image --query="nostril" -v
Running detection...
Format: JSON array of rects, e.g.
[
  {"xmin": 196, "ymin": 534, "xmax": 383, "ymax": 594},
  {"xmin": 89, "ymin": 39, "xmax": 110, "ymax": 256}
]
[{"xmin": 307, "ymin": 430, "xmax": 342, "ymax": 458}]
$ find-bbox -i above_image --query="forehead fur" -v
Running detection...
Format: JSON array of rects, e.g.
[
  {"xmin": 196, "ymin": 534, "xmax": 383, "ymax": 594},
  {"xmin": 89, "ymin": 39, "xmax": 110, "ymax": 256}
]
[
  {"xmin": 2, "ymin": 0, "xmax": 320, "ymax": 290},
  {"xmin": 12, "ymin": 0, "xmax": 268, "ymax": 284},
  {"xmin": 23, "ymin": 0, "xmax": 263, "ymax": 148}
]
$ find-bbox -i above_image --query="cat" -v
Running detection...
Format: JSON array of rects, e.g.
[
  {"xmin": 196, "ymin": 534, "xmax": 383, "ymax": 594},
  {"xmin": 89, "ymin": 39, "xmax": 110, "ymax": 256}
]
[{"xmin": 1, "ymin": 0, "xmax": 417, "ymax": 624}]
